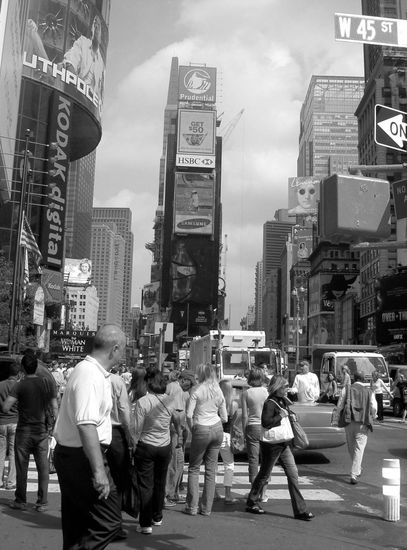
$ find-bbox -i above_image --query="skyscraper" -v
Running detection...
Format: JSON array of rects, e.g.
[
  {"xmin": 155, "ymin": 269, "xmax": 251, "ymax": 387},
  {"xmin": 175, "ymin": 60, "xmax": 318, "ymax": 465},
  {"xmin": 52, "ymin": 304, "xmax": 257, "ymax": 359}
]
[
  {"xmin": 355, "ymin": 0, "xmax": 407, "ymax": 344},
  {"xmin": 92, "ymin": 208, "xmax": 133, "ymax": 335},
  {"xmin": 64, "ymin": 151, "xmax": 96, "ymax": 259},
  {"xmin": 90, "ymin": 220, "xmax": 124, "ymax": 328},
  {"xmin": 297, "ymin": 76, "xmax": 364, "ymax": 178}
]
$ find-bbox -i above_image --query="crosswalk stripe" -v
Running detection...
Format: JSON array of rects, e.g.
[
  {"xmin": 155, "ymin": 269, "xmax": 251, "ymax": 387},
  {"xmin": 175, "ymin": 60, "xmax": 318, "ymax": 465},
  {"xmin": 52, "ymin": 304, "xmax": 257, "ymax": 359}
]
[{"xmin": 23, "ymin": 460, "xmax": 343, "ymax": 501}]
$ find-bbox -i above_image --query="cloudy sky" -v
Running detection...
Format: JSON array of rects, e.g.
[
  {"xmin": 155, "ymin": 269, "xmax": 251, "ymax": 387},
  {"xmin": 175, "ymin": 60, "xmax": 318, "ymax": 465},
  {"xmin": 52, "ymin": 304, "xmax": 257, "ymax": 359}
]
[{"xmin": 94, "ymin": 0, "xmax": 363, "ymax": 326}]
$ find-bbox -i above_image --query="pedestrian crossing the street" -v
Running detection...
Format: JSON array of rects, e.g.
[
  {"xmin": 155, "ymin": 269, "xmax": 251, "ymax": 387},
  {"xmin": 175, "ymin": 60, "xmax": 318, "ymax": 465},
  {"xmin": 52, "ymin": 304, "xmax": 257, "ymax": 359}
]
[{"xmin": 21, "ymin": 460, "xmax": 343, "ymax": 502}]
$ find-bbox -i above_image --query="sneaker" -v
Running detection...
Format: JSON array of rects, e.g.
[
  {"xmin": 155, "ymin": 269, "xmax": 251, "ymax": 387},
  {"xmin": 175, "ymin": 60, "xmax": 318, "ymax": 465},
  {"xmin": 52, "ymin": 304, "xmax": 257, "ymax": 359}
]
[
  {"xmin": 183, "ymin": 507, "xmax": 197, "ymax": 516},
  {"xmin": 5, "ymin": 484, "xmax": 16, "ymax": 490},
  {"xmin": 35, "ymin": 504, "xmax": 48, "ymax": 512},
  {"xmin": 164, "ymin": 498, "xmax": 177, "ymax": 508},
  {"xmin": 137, "ymin": 526, "xmax": 152, "ymax": 535},
  {"xmin": 9, "ymin": 501, "xmax": 27, "ymax": 511},
  {"xmin": 350, "ymin": 476, "xmax": 358, "ymax": 485},
  {"xmin": 152, "ymin": 519, "xmax": 163, "ymax": 526},
  {"xmin": 176, "ymin": 495, "xmax": 187, "ymax": 504}
]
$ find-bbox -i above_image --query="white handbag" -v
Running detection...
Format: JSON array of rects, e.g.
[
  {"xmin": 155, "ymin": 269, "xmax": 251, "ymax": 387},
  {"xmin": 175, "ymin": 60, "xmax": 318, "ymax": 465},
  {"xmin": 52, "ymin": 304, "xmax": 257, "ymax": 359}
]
[{"xmin": 262, "ymin": 399, "xmax": 294, "ymax": 444}]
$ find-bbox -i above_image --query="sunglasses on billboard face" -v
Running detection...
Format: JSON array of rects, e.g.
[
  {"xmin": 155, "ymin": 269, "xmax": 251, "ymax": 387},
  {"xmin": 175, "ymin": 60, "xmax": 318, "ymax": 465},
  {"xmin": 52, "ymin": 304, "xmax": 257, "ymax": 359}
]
[{"xmin": 298, "ymin": 187, "xmax": 315, "ymax": 195}]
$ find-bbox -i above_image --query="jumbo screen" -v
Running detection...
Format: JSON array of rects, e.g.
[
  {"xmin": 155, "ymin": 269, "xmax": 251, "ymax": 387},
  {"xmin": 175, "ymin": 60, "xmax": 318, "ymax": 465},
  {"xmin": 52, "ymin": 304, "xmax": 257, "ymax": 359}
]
[
  {"xmin": 174, "ymin": 172, "xmax": 215, "ymax": 235},
  {"xmin": 21, "ymin": 0, "xmax": 109, "ymax": 158}
]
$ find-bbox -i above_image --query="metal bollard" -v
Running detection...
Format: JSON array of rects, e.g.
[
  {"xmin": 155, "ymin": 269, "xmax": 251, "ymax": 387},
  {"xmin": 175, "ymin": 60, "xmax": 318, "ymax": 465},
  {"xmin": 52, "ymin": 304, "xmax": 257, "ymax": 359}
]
[{"xmin": 382, "ymin": 458, "xmax": 400, "ymax": 522}]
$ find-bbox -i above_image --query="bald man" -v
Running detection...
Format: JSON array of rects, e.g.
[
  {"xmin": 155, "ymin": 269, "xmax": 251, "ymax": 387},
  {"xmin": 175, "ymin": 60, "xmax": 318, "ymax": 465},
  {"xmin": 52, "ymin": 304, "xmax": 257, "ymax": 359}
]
[{"xmin": 53, "ymin": 324, "xmax": 127, "ymax": 549}]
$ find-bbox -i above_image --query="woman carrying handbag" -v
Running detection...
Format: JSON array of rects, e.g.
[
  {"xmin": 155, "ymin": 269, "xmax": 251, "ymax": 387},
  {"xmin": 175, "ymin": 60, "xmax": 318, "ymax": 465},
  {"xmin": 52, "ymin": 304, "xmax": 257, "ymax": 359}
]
[{"xmin": 245, "ymin": 375, "xmax": 314, "ymax": 521}]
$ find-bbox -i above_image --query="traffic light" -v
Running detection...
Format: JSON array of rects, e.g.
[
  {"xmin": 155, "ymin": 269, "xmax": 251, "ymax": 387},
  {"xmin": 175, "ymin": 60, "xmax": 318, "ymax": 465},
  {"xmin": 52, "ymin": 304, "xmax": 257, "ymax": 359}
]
[{"xmin": 320, "ymin": 174, "xmax": 390, "ymax": 243}]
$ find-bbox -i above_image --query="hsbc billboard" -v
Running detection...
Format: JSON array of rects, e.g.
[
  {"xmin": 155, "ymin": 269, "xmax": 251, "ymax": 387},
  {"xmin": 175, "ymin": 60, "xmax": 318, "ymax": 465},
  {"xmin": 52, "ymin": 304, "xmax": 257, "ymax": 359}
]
[
  {"xmin": 176, "ymin": 109, "xmax": 216, "ymax": 168},
  {"xmin": 178, "ymin": 66, "xmax": 216, "ymax": 103}
]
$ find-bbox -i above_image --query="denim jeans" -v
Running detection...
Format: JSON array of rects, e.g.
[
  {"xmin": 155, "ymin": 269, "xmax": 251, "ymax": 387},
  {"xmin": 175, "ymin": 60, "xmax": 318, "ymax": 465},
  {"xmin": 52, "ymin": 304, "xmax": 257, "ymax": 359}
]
[
  {"xmin": 247, "ymin": 441, "xmax": 307, "ymax": 516},
  {"xmin": 218, "ymin": 432, "xmax": 234, "ymax": 487},
  {"xmin": 15, "ymin": 426, "xmax": 49, "ymax": 505},
  {"xmin": 245, "ymin": 424, "xmax": 262, "ymax": 483},
  {"xmin": 165, "ymin": 430, "xmax": 185, "ymax": 500},
  {"xmin": 345, "ymin": 422, "xmax": 368, "ymax": 477},
  {"xmin": 0, "ymin": 423, "xmax": 17, "ymax": 487},
  {"xmin": 134, "ymin": 441, "xmax": 171, "ymax": 528},
  {"xmin": 186, "ymin": 422, "xmax": 223, "ymax": 515}
]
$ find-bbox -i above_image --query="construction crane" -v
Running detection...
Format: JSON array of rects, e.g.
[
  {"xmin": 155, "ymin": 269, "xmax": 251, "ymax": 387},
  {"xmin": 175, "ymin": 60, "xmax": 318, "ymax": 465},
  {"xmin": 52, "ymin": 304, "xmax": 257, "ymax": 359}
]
[{"xmin": 217, "ymin": 109, "xmax": 244, "ymax": 143}]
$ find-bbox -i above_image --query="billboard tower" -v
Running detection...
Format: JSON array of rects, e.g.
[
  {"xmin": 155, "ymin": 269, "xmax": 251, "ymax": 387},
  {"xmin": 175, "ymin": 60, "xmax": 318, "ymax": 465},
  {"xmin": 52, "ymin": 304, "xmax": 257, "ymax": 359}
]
[{"xmin": 158, "ymin": 62, "xmax": 222, "ymax": 340}]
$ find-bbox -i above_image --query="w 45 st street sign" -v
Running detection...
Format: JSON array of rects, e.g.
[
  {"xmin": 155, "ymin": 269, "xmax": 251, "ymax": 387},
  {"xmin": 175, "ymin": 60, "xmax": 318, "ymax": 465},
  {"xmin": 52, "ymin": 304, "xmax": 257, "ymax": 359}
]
[
  {"xmin": 375, "ymin": 104, "xmax": 407, "ymax": 153},
  {"xmin": 335, "ymin": 13, "xmax": 407, "ymax": 47}
]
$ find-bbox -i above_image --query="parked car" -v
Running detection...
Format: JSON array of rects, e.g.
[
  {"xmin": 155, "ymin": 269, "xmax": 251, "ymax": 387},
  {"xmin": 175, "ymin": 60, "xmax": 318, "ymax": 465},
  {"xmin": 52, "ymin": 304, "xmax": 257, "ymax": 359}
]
[{"xmin": 388, "ymin": 365, "xmax": 407, "ymax": 417}]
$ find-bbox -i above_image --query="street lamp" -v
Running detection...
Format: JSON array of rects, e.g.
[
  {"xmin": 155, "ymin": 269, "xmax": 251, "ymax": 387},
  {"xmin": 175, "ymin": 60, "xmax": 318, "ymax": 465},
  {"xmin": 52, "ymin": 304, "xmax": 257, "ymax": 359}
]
[{"xmin": 292, "ymin": 286, "xmax": 306, "ymax": 366}]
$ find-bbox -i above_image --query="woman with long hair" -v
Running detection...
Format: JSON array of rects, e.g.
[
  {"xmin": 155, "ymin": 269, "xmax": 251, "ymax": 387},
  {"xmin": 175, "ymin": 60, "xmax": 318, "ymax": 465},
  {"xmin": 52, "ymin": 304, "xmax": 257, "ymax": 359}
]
[
  {"xmin": 246, "ymin": 375, "xmax": 314, "ymax": 521},
  {"xmin": 241, "ymin": 368, "xmax": 269, "ymax": 498},
  {"xmin": 128, "ymin": 367, "xmax": 147, "ymax": 405},
  {"xmin": 217, "ymin": 379, "xmax": 238, "ymax": 504},
  {"xmin": 184, "ymin": 363, "xmax": 227, "ymax": 516},
  {"xmin": 133, "ymin": 370, "xmax": 181, "ymax": 534}
]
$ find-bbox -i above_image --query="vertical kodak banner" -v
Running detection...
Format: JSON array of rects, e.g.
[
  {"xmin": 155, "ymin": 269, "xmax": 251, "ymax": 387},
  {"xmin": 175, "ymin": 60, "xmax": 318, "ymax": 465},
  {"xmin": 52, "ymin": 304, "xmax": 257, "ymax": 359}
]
[{"xmin": 40, "ymin": 91, "xmax": 72, "ymax": 271}]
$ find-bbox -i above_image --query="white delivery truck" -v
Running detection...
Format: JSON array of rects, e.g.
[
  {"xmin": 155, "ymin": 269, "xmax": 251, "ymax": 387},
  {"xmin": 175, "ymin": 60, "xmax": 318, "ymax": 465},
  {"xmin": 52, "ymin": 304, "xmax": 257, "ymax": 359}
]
[
  {"xmin": 189, "ymin": 330, "xmax": 285, "ymax": 379},
  {"xmin": 312, "ymin": 344, "xmax": 391, "ymax": 407}
]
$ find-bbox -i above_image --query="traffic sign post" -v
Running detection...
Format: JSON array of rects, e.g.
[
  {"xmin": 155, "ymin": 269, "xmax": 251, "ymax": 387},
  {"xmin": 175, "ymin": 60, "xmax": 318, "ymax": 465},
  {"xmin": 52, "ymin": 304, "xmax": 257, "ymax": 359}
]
[
  {"xmin": 335, "ymin": 13, "xmax": 407, "ymax": 47},
  {"xmin": 375, "ymin": 104, "xmax": 407, "ymax": 153},
  {"xmin": 393, "ymin": 179, "xmax": 407, "ymax": 221}
]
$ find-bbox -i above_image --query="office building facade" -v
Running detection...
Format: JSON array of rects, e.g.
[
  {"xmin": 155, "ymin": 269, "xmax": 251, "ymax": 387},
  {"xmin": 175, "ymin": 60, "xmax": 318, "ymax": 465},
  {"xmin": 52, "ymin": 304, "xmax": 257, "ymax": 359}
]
[{"xmin": 92, "ymin": 208, "xmax": 133, "ymax": 335}]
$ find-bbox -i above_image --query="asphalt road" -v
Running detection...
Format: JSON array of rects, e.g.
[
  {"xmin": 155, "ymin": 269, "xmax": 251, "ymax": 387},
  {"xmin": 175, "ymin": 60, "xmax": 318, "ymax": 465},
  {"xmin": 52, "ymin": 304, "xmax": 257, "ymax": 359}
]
[{"xmin": 1, "ymin": 414, "xmax": 407, "ymax": 550}]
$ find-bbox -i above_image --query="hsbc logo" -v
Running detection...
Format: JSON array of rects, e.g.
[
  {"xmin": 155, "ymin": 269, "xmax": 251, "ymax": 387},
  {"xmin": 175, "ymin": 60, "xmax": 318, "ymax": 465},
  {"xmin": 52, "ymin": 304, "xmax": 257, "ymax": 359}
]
[{"xmin": 176, "ymin": 154, "xmax": 215, "ymax": 168}]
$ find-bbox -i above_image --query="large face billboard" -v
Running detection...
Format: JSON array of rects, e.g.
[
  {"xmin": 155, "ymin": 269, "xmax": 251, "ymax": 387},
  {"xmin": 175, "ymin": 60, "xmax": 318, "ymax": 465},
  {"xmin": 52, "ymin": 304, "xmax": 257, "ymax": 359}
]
[
  {"xmin": 288, "ymin": 177, "xmax": 320, "ymax": 217},
  {"xmin": 64, "ymin": 258, "xmax": 92, "ymax": 284},
  {"xmin": 22, "ymin": 0, "xmax": 108, "ymax": 158},
  {"xmin": 174, "ymin": 172, "xmax": 215, "ymax": 235},
  {"xmin": 178, "ymin": 66, "xmax": 216, "ymax": 103}
]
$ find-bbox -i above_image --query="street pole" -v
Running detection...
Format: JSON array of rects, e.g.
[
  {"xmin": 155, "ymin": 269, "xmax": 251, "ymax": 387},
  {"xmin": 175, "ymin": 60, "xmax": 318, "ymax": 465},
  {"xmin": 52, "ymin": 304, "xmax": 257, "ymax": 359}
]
[
  {"xmin": 8, "ymin": 129, "xmax": 32, "ymax": 353},
  {"xmin": 295, "ymin": 295, "xmax": 300, "ymax": 366}
]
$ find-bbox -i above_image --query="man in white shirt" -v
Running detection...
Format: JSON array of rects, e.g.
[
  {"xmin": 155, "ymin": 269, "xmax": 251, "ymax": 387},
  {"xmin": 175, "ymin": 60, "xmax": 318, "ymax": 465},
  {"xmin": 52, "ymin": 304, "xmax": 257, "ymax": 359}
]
[
  {"xmin": 53, "ymin": 324, "xmax": 126, "ymax": 549},
  {"xmin": 290, "ymin": 361, "xmax": 320, "ymax": 404}
]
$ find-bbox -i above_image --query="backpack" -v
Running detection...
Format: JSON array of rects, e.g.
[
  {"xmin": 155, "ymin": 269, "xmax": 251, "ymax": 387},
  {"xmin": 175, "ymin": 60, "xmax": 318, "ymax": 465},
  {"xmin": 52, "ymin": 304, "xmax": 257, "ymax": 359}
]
[{"xmin": 230, "ymin": 409, "xmax": 245, "ymax": 454}]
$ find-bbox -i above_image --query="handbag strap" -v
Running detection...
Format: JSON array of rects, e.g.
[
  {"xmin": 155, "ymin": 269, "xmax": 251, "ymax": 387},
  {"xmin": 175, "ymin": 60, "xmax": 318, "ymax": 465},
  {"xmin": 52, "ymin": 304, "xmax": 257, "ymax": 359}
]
[{"xmin": 269, "ymin": 398, "xmax": 285, "ymax": 411}]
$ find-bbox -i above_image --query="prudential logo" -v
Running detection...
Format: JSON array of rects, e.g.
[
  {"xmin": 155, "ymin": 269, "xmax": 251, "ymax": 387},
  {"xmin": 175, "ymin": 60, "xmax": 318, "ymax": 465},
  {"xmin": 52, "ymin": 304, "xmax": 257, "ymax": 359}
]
[{"xmin": 184, "ymin": 69, "xmax": 212, "ymax": 94}]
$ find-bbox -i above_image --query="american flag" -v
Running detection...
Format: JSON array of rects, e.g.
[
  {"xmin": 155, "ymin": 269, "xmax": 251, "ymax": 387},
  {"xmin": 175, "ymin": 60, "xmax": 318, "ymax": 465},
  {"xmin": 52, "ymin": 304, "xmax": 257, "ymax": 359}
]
[{"xmin": 20, "ymin": 216, "xmax": 42, "ymax": 271}]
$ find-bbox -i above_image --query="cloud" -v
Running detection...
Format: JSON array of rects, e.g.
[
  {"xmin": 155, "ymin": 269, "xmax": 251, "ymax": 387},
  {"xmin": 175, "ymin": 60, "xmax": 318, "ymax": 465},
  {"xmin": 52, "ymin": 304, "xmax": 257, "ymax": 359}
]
[{"xmin": 96, "ymin": 0, "xmax": 363, "ymax": 321}]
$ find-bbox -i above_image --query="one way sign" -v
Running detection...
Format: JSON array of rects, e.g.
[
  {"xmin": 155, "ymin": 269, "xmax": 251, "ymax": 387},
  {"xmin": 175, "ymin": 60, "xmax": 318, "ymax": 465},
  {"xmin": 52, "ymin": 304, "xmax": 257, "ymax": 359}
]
[{"xmin": 375, "ymin": 104, "xmax": 407, "ymax": 153}]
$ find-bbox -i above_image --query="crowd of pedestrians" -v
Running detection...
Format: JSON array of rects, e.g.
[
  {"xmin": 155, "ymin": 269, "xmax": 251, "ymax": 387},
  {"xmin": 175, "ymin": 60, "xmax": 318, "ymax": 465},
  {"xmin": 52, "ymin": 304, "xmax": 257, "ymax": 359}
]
[{"xmin": 0, "ymin": 329, "xmax": 395, "ymax": 548}]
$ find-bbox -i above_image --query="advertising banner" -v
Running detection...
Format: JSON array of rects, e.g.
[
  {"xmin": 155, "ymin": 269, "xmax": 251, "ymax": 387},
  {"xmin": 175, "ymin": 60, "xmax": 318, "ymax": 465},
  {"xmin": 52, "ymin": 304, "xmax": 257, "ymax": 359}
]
[
  {"xmin": 22, "ymin": 0, "xmax": 108, "ymax": 122},
  {"xmin": 0, "ymin": 0, "xmax": 22, "ymax": 203},
  {"xmin": 178, "ymin": 66, "xmax": 216, "ymax": 103},
  {"xmin": 50, "ymin": 329, "xmax": 96, "ymax": 356},
  {"xmin": 175, "ymin": 153, "xmax": 216, "ymax": 168},
  {"xmin": 142, "ymin": 282, "xmax": 160, "ymax": 315},
  {"xmin": 309, "ymin": 314, "xmax": 335, "ymax": 346},
  {"xmin": 171, "ymin": 236, "xmax": 216, "ymax": 305},
  {"xmin": 376, "ymin": 272, "xmax": 407, "ymax": 344},
  {"xmin": 288, "ymin": 177, "xmax": 320, "ymax": 217},
  {"xmin": 40, "ymin": 91, "xmax": 72, "ymax": 271},
  {"xmin": 174, "ymin": 172, "xmax": 215, "ymax": 235},
  {"xmin": 292, "ymin": 226, "xmax": 313, "ymax": 262},
  {"xmin": 41, "ymin": 268, "xmax": 64, "ymax": 303},
  {"xmin": 64, "ymin": 258, "xmax": 92, "ymax": 284},
  {"xmin": 309, "ymin": 273, "xmax": 359, "ymax": 314},
  {"xmin": 177, "ymin": 109, "xmax": 216, "ymax": 155}
]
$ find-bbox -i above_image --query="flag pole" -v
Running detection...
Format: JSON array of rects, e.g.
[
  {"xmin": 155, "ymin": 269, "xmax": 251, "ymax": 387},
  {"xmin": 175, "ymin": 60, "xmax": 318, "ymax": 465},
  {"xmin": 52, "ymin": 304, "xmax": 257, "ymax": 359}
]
[{"xmin": 8, "ymin": 129, "xmax": 32, "ymax": 353}]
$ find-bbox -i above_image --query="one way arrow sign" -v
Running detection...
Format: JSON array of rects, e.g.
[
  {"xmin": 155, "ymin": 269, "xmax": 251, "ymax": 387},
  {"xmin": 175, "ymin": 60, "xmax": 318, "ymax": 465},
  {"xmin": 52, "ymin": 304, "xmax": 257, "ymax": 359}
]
[{"xmin": 375, "ymin": 104, "xmax": 407, "ymax": 152}]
